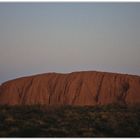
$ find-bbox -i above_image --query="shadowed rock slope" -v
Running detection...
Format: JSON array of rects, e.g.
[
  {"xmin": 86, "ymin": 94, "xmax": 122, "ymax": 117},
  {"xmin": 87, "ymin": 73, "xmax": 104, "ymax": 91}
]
[{"xmin": 0, "ymin": 71, "xmax": 140, "ymax": 106}]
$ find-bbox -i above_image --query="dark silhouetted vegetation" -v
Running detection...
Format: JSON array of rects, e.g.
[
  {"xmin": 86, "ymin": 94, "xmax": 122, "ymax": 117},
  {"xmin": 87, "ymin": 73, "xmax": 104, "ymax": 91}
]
[{"xmin": 0, "ymin": 104, "xmax": 140, "ymax": 137}]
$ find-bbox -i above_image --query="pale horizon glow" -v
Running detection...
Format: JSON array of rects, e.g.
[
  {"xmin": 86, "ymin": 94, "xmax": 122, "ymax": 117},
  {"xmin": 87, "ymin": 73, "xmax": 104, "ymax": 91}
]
[{"xmin": 0, "ymin": 3, "xmax": 140, "ymax": 83}]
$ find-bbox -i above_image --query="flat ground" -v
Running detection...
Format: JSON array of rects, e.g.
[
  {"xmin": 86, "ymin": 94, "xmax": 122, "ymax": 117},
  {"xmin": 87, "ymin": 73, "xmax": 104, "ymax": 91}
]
[{"xmin": 0, "ymin": 104, "xmax": 140, "ymax": 137}]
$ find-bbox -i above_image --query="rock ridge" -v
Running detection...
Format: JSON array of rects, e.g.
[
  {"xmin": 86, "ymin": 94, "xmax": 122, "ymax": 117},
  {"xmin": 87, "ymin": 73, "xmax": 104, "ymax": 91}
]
[{"xmin": 0, "ymin": 71, "xmax": 140, "ymax": 106}]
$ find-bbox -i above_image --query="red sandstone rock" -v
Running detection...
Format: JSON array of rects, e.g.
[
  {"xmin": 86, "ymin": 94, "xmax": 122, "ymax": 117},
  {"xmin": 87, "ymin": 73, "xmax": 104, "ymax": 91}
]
[{"xmin": 0, "ymin": 71, "xmax": 140, "ymax": 106}]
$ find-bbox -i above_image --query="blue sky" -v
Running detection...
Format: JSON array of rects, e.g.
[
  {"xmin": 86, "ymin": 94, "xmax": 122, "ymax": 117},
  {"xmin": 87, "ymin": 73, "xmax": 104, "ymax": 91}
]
[{"xmin": 0, "ymin": 3, "xmax": 140, "ymax": 83}]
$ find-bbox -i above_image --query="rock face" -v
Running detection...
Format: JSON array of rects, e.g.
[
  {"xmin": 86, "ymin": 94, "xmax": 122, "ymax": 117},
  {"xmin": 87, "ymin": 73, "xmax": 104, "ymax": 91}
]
[{"xmin": 0, "ymin": 71, "xmax": 140, "ymax": 106}]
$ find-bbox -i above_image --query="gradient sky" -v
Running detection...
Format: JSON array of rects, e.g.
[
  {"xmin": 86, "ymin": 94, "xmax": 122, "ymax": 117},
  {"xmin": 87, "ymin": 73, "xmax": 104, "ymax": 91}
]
[{"xmin": 0, "ymin": 3, "xmax": 140, "ymax": 83}]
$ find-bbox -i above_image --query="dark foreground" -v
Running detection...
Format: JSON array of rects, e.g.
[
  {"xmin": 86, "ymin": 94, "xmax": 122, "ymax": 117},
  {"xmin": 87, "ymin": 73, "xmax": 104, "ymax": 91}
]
[{"xmin": 0, "ymin": 104, "xmax": 140, "ymax": 137}]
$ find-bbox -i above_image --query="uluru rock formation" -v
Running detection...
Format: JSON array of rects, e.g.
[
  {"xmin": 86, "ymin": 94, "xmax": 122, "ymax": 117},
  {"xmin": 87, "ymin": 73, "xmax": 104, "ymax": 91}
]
[{"xmin": 0, "ymin": 71, "xmax": 140, "ymax": 106}]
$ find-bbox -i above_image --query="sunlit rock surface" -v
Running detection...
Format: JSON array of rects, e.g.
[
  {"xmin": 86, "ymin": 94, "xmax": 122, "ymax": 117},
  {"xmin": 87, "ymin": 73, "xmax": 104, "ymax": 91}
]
[{"xmin": 0, "ymin": 71, "xmax": 140, "ymax": 106}]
